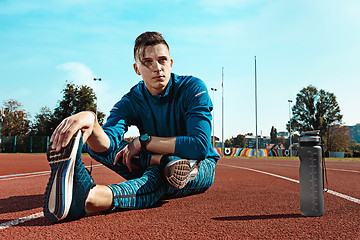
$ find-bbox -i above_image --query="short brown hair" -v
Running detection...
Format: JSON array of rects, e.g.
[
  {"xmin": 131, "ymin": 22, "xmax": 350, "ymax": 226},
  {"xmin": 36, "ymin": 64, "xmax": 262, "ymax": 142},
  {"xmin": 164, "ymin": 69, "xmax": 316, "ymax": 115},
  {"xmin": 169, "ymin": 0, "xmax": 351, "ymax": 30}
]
[{"xmin": 134, "ymin": 32, "xmax": 170, "ymax": 62}]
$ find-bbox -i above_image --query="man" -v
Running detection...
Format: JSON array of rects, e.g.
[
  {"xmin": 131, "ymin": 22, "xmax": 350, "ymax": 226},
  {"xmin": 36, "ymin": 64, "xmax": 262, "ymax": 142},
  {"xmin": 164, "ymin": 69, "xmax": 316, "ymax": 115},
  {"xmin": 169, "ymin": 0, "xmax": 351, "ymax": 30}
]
[{"xmin": 43, "ymin": 31, "xmax": 219, "ymax": 222}]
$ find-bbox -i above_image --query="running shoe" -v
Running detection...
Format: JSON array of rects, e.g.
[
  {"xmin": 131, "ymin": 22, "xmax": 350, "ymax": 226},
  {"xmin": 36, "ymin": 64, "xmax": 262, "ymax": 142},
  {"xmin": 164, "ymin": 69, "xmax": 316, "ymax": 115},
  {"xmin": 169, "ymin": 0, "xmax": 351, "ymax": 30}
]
[
  {"xmin": 161, "ymin": 155, "xmax": 200, "ymax": 189},
  {"xmin": 43, "ymin": 130, "xmax": 95, "ymax": 222}
]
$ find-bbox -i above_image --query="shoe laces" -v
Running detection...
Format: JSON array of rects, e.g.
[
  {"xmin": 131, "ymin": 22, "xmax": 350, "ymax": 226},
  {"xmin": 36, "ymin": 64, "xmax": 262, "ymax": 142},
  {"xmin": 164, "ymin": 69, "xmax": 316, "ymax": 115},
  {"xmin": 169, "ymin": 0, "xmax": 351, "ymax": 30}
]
[{"xmin": 86, "ymin": 160, "xmax": 93, "ymax": 176}]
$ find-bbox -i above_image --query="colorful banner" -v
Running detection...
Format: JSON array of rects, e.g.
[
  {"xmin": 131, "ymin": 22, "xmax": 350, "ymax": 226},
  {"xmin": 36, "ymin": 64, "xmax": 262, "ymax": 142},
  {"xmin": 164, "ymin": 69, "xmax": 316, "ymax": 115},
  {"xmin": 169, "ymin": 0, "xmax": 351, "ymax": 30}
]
[{"xmin": 214, "ymin": 148, "xmax": 298, "ymax": 157}]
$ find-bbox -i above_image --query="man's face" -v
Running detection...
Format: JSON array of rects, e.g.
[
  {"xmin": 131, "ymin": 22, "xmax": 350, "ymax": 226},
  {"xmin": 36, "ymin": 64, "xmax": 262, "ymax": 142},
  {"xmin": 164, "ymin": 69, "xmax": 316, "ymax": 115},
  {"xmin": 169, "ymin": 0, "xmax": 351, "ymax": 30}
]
[{"xmin": 133, "ymin": 43, "xmax": 173, "ymax": 95}]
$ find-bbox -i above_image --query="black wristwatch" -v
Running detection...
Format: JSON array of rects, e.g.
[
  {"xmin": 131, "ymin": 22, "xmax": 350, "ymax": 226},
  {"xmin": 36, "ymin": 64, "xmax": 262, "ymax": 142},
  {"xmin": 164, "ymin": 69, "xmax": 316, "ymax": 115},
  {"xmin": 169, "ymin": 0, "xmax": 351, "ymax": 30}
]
[{"xmin": 139, "ymin": 133, "xmax": 151, "ymax": 150}]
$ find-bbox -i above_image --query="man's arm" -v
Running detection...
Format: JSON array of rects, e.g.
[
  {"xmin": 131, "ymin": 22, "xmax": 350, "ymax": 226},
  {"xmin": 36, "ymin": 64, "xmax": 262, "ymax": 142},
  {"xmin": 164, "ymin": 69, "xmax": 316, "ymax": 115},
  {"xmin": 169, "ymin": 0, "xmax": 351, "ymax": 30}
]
[{"xmin": 114, "ymin": 135, "xmax": 176, "ymax": 171}]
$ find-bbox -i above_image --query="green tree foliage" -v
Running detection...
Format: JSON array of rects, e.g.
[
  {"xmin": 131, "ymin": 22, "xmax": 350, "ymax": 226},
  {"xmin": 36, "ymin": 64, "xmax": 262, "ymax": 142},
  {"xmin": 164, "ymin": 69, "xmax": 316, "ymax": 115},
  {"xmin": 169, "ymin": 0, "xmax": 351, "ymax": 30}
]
[
  {"xmin": 270, "ymin": 126, "xmax": 278, "ymax": 143},
  {"xmin": 224, "ymin": 139, "xmax": 232, "ymax": 147},
  {"xmin": 30, "ymin": 106, "xmax": 55, "ymax": 136},
  {"xmin": 224, "ymin": 134, "xmax": 246, "ymax": 148},
  {"xmin": 232, "ymin": 134, "xmax": 246, "ymax": 148},
  {"xmin": 325, "ymin": 124, "xmax": 350, "ymax": 152},
  {"xmin": 29, "ymin": 82, "xmax": 106, "ymax": 136},
  {"xmin": 1, "ymin": 99, "xmax": 30, "ymax": 136},
  {"xmin": 349, "ymin": 140, "xmax": 360, "ymax": 157},
  {"xmin": 53, "ymin": 82, "xmax": 106, "ymax": 127},
  {"xmin": 289, "ymin": 85, "xmax": 342, "ymax": 138}
]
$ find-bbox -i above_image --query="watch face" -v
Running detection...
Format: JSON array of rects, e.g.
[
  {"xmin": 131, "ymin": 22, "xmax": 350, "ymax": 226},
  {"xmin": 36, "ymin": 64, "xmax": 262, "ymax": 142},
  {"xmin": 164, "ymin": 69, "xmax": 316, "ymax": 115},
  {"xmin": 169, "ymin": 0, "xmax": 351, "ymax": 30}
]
[{"xmin": 140, "ymin": 134, "xmax": 149, "ymax": 141}]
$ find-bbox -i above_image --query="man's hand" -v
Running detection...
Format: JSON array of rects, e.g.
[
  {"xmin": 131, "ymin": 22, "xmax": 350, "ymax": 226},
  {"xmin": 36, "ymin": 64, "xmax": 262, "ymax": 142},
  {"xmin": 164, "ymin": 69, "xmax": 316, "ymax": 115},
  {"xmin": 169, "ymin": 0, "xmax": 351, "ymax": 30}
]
[
  {"xmin": 114, "ymin": 137, "xmax": 141, "ymax": 171},
  {"xmin": 50, "ymin": 111, "xmax": 96, "ymax": 152}
]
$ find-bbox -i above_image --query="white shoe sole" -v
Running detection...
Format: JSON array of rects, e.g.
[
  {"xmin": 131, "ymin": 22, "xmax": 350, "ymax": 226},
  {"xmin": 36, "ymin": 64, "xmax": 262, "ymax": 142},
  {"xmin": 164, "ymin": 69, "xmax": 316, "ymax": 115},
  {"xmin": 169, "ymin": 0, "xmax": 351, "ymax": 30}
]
[
  {"xmin": 164, "ymin": 159, "xmax": 200, "ymax": 189},
  {"xmin": 43, "ymin": 130, "xmax": 82, "ymax": 222}
]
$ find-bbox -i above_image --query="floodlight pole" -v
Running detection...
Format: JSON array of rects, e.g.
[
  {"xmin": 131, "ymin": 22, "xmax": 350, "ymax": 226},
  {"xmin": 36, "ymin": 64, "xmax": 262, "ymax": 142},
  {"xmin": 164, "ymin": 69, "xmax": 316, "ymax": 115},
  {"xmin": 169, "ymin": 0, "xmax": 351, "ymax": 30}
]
[
  {"xmin": 0, "ymin": 121, "xmax": 2, "ymax": 144},
  {"xmin": 221, "ymin": 67, "xmax": 224, "ymax": 154},
  {"xmin": 0, "ymin": 107, "xmax": 4, "ymax": 145},
  {"xmin": 93, "ymin": 78, "xmax": 102, "ymax": 117},
  {"xmin": 288, "ymin": 100, "xmax": 293, "ymax": 156},
  {"xmin": 211, "ymin": 88, "xmax": 217, "ymax": 148},
  {"xmin": 254, "ymin": 56, "xmax": 258, "ymax": 158}
]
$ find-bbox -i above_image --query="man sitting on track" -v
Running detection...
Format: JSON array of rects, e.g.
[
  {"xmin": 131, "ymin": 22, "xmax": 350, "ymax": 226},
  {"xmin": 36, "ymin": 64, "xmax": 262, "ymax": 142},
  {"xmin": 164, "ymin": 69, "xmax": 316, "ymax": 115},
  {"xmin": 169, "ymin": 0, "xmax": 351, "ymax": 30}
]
[{"xmin": 43, "ymin": 31, "xmax": 219, "ymax": 222}]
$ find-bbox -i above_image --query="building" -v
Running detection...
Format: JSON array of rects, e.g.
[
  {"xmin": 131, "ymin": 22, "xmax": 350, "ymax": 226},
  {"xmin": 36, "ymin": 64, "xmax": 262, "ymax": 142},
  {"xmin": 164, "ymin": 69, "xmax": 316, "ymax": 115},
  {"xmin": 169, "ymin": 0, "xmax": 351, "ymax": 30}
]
[
  {"xmin": 245, "ymin": 136, "xmax": 271, "ymax": 149},
  {"xmin": 278, "ymin": 131, "xmax": 289, "ymax": 137}
]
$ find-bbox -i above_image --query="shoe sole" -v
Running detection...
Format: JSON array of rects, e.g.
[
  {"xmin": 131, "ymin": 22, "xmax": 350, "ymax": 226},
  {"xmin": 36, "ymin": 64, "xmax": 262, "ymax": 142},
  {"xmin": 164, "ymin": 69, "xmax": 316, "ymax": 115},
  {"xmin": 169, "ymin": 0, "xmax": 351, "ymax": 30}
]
[
  {"xmin": 165, "ymin": 159, "xmax": 200, "ymax": 189},
  {"xmin": 43, "ymin": 130, "xmax": 82, "ymax": 222}
]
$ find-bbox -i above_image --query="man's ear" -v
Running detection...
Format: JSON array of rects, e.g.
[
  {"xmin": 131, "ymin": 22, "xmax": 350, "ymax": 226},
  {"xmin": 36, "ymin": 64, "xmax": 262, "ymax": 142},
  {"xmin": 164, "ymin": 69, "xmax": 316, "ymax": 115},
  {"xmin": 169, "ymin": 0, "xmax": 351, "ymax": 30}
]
[
  {"xmin": 133, "ymin": 63, "xmax": 141, "ymax": 75},
  {"xmin": 170, "ymin": 58, "xmax": 173, "ymax": 68}
]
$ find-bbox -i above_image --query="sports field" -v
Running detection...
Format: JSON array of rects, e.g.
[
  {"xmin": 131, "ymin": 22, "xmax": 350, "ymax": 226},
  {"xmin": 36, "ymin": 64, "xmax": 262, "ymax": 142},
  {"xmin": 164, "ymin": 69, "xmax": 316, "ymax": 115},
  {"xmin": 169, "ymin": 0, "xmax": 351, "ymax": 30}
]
[{"xmin": 1, "ymin": 154, "xmax": 359, "ymax": 239}]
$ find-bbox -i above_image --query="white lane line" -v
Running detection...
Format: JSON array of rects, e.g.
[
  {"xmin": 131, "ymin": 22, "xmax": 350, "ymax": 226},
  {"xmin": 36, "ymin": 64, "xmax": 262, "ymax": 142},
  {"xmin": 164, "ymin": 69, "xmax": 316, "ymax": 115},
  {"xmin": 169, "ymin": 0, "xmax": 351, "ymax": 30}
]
[
  {"xmin": 326, "ymin": 168, "xmax": 360, "ymax": 174},
  {"xmin": 1, "ymin": 173, "xmax": 50, "ymax": 181},
  {"xmin": 0, "ymin": 171, "xmax": 50, "ymax": 178},
  {"xmin": 219, "ymin": 163, "xmax": 360, "ymax": 205},
  {"xmin": 0, "ymin": 212, "xmax": 44, "ymax": 230},
  {"xmin": 237, "ymin": 162, "xmax": 360, "ymax": 173},
  {"xmin": 0, "ymin": 164, "xmax": 103, "ymax": 181}
]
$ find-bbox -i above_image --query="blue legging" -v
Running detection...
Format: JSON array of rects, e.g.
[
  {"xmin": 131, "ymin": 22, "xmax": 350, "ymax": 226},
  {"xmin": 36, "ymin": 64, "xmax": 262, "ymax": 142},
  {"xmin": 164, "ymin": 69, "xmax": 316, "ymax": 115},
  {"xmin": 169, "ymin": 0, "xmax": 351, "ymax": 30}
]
[{"xmin": 84, "ymin": 141, "xmax": 216, "ymax": 209}]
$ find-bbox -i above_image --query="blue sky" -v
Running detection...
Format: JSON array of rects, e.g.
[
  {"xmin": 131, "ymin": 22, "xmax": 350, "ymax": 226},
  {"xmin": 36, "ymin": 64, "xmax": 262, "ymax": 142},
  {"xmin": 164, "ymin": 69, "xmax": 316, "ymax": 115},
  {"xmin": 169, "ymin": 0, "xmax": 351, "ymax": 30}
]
[{"xmin": 1, "ymin": 0, "xmax": 359, "ymax": 140}]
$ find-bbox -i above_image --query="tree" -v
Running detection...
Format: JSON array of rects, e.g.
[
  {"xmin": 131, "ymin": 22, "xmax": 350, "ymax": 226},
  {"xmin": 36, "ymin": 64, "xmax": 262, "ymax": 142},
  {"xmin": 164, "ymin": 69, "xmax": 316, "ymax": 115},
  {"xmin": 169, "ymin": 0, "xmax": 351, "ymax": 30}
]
[
  {"xmin": 270, "ymin": 126, "xmax": 278, "ymax": 143},
  {"xmin": 289, "ymin": 85, "xmax": 342, "ymax": 138},
  {"xmin": 224, "ymin": 139, "xmax": 232, "ymax": 147},
  {"xmin": 326, "ymin": 124, "xmax": 350, "ymax": 152},
  {"xmin": 224, "ymin": 134, "xmax": 246, "ymax": 148},
  {"xmin": 349, "ymin": 140, "xmax": 360, "ymax": 157},
  {"xmin": 1, "ymin": 99, "xmax": 30, "ymax": 136},
  {"xmin": 277, "ymin": 135, "xmax": 286, "ymax": 145},
  {"xmin": 30, "ymin": 106, "xmax": 55, "ymax": 136},
  {"xmin": 53, "ymin": 82, "xmax": 106, "ymax": 127},
  {"xmin": 232, "ymin": 134, "xmax": 246, "ymax": 148}
]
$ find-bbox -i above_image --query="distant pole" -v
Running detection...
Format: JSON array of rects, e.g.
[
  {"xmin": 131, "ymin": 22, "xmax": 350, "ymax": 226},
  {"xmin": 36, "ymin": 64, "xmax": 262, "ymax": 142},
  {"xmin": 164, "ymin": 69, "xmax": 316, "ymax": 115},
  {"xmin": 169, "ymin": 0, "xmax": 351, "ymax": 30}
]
[
  {"xmin": 288, "ymin": 100, "xmax": 293, "ymax": 156},
  {"xmin": 254, "ymin": 56, "xmax": 258, "ymax": 158},
  {"xmin": 221, "ymin": 67, "xmax": 224, "ymax": 154},
  {"xmin": 0, "ymin": 107, "xmax": 5, "ymax": 145},
  {"xmin": 93, "ymin": 78, "xmax": 102, "ymax": 117},
  {"xmin": 211, "ymin": 88, "xmax": 217, "ymax": 148}
]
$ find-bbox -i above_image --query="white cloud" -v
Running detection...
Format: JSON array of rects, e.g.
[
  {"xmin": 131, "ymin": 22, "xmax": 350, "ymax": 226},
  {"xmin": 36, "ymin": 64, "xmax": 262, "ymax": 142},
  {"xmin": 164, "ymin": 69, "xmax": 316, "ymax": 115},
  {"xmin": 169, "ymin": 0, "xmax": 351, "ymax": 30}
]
[
  {"xmin": 56, "ymin": 61, "xmax": 113, "ymax": 118},
  {"xmin": 57, "ymin": 62, "xmax": 96, "ymax": 87}
]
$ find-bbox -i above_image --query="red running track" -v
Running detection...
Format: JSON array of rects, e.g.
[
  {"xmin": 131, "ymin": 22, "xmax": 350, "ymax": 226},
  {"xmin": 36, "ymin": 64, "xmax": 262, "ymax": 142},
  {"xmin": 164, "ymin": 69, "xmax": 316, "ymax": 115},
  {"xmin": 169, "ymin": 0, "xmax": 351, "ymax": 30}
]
[{"xmin": 0, "ymin": 154, "xmax": 359, "ymax": 239}]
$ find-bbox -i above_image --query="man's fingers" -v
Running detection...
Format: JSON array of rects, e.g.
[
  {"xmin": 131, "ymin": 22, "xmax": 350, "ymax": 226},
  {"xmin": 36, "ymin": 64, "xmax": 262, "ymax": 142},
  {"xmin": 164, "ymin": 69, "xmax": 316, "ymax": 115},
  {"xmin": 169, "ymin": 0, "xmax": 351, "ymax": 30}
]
[
  {"xmin": 60, "ymin": 121, "xmax": 80, "ymax": 148},
  {"xmin": 114, "ymin": 150, "xmax": 124, "ymax": 165},
  {"xmin": 50, "ymin": 119, "xmax": 68, "ymax": 151}
]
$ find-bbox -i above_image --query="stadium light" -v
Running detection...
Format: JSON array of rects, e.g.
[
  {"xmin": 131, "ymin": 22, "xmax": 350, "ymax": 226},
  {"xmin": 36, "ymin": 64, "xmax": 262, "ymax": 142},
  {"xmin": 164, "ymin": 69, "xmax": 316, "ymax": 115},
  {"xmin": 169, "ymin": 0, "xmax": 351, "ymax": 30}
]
[
  {"xmin": 254, "ymin": 56, "xmax": 258, "ymax": 158},
  {"xmin": 288, "ymin": 100, "xmax": 293, "ymax": 156},
  {"xmin": 211, "ymin": 88, "xmax": 217, "ymax": 148},
  {"xmin": 93, "ymin": 78, "xmax": 102, "ymax": 117}
]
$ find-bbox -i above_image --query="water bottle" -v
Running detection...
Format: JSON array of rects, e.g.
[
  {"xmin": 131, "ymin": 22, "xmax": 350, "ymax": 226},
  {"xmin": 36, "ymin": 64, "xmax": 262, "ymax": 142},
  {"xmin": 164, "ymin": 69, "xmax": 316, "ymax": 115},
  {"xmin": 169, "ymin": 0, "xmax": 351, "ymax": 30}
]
[{"xmin": 299, "ymin": 130, "xmax": 324, "ymax": 217}]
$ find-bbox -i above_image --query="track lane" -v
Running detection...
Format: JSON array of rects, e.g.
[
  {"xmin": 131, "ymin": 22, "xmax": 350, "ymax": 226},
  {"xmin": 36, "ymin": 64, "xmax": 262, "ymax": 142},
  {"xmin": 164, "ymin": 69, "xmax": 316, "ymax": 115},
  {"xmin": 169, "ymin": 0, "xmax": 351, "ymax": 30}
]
[{"xmin": 1, "ymin": 156, "xmax": 359, "ymax": 239}]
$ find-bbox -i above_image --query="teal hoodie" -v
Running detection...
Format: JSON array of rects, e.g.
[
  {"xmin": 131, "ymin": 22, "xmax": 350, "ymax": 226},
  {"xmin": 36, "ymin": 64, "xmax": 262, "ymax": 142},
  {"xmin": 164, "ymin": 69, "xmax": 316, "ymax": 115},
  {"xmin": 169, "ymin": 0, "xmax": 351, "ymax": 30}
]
[{"xmin": 94, "ymin": 73, "xmax": 219, "ymax": 163}]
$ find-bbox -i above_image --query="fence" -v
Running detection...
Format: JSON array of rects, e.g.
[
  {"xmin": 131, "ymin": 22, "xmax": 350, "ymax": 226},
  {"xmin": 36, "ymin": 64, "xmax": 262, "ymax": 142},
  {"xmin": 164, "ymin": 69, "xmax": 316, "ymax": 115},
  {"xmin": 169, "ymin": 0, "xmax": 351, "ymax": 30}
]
[
  {"xmin": 0, "ymin": 136, "xmax": 50, "ymax": 153},
  {"xmin": 215, "ymin": 147, "xmax": 299, "ymax": 157},
  {"xmin": 0, "ymin": 136, "xmax": 299, "ymax": 156}
]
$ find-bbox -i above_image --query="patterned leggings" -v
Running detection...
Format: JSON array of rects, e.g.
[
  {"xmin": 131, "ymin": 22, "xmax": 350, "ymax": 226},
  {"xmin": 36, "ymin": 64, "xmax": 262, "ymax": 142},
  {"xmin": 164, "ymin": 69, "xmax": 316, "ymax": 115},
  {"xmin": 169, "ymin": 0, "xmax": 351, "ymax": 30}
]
[{"xmin": 85, "ymin": 141, "xmax": 216, "ymax": 209}]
